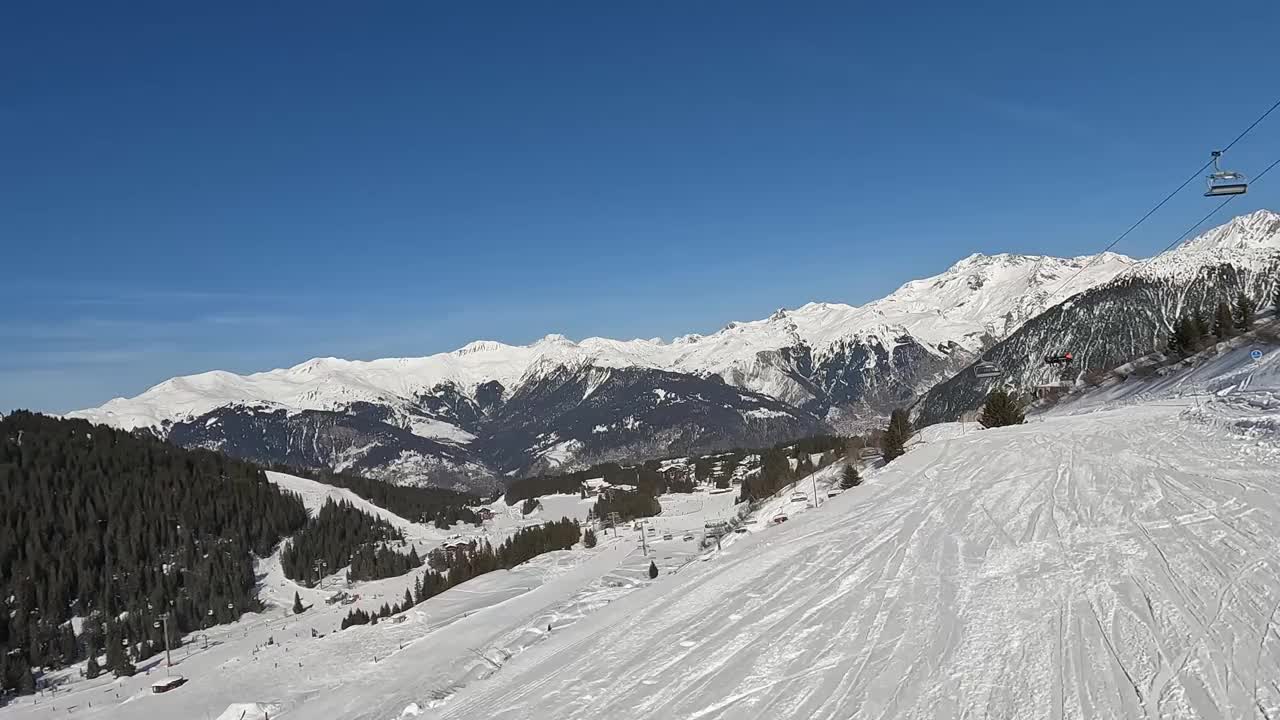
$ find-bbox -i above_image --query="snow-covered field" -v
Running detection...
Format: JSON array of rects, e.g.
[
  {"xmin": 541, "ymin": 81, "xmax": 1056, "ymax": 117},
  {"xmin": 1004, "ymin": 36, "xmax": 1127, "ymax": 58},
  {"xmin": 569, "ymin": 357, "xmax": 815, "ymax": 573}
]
[
  {"xmin": 1, "ymin": 462, "xmax": 798, "ymax": 720},
  {"xmin": 14, "ymin": 341, "xmax": 1280, "ymax": 719},
  {"xmin": 437, "ymin": 395, "xmax": 1280, "ymax": 718}
]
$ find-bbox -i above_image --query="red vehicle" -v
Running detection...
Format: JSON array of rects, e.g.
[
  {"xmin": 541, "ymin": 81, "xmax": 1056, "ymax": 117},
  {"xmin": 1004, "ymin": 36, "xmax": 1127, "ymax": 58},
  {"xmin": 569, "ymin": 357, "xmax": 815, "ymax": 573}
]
[
  {"xmin": 772, "ymin": 514, "xmax": 788, "ymax": 524},
  {"xmin": 1044, "ymin": 352, "xmax": 1074, "ymax": 366}
]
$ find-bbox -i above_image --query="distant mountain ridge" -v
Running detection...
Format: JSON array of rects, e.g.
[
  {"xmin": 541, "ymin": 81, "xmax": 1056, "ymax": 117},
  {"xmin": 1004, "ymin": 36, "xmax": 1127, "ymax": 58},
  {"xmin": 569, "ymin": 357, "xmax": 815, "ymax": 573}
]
[
  {"xmin": 913, "ymin": 209, "xmax": 1280, "ymax": 425},
  {"xmin": 74, "ymin": 212, "xmax": 1280, "ymax": 491}
]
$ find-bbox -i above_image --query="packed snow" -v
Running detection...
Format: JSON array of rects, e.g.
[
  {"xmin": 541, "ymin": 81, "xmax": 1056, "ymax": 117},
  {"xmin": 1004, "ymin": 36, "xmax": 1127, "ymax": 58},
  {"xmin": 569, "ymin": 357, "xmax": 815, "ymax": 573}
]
[
  {"xmin": 435, "ymin": 377, "xmax": 1280, "ymax": 719},
  {"xmin": 18, "ymin": 338, "xmax": 1280, "ymax": 719}
]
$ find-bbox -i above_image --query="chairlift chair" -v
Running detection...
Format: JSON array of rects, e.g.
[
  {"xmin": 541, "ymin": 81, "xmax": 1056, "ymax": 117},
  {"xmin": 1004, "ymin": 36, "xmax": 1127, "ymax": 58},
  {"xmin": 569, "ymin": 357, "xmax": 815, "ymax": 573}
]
[
  {"xmin": 1044, "ymin": 352, "xmax": 1074, "ymax": 366},
  {"xmin": 973, "ymin": 361, "xmax": 1003, "ymax": 379},
  {"xmin": 1205, "ymin": 150, "xmax": 1248, "ymax": 196}
]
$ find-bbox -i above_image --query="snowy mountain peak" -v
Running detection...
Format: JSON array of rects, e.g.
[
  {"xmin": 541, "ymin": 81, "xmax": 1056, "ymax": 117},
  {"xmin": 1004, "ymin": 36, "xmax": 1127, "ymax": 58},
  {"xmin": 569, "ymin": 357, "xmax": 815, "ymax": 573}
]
[
  {"xmin": 1177, "ymin": 208, "xmax": 1280, "ymax": 253},
  {"xmin": 537, "ymin": 333, "xmax": 576, "ymax": 346},
  {"xmin": 455, "ymin": 340, "xmax": 511, "ymax": 356},
  {"xmin": 69, "ymin": 224, "xmax": 1161, "ymax": 444}
]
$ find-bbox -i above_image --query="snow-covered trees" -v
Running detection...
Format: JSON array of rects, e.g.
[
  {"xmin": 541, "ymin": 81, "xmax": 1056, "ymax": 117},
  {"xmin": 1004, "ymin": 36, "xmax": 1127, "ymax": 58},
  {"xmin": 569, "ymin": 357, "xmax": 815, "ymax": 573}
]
[
  {"xmin": 979, "ymin": 390, "xmax": 1025, "ymax": 428},
  {"xmin": 583, "ymin": 528, "xmax": 598, "ymax": 548}
]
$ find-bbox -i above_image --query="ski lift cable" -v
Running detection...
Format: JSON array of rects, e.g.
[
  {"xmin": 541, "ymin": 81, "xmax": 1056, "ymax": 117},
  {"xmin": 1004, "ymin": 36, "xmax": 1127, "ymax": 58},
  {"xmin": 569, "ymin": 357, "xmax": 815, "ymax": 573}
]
[
  {"xmin": 1122, "ymin": 152, "xmax": 1280, "ymax": 275},
  {"xmin": 1042, "ymin": 95, "xmax": 1280, "ymax": 303}
]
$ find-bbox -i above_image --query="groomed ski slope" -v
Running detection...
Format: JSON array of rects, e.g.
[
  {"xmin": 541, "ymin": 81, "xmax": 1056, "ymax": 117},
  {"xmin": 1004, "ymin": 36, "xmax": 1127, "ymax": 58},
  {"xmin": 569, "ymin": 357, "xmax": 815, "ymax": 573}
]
[{"xmin": 436, "ymin": 373, "xmax": 1280, "ymax": 718}]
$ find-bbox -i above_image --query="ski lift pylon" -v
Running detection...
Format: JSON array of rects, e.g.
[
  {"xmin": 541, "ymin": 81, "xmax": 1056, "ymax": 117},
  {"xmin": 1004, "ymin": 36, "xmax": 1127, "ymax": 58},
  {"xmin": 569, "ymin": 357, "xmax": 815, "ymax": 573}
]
[{"xmin": 1205, "ymin": 150, "xmax": 1248, "ymax": 196}]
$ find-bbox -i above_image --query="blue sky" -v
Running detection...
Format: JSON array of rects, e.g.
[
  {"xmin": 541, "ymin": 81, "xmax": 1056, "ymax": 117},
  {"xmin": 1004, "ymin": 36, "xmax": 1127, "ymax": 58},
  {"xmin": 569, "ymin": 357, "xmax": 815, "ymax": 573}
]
[{"xmin": 4, "ymin": 0, "xmax": 1280, "ymax": 413}]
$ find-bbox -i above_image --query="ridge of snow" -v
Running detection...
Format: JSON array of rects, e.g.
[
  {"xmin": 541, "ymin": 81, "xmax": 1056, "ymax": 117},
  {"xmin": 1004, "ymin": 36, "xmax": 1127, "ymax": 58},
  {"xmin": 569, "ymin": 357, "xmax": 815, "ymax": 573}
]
[
  {"xmin": 1176, "ymin": 208, "xmax": 1280, "ymax": 253},
  {"xmin": 1136, "ymin": 209, "xmax": 1280, "ymax": 280},
  {"xmin": 76, "ymin": 211, "xmax": 1280, "ymax": 431}
]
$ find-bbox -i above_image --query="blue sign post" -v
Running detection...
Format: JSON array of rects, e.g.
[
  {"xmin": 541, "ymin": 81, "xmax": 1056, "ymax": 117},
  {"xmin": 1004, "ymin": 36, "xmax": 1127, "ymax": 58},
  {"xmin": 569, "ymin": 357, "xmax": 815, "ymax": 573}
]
[{"xmin": 1251, "ymin": 349, "xmax": 1264, "ymax": 361}]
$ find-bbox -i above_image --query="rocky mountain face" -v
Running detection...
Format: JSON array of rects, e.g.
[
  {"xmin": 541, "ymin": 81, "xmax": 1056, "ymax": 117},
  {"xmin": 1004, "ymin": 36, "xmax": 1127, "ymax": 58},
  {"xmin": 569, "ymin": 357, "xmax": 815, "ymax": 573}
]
[
  {"xmin": 70, "ymin": 238, "xmax": 1148, "ymax": 490},
  {"xmin": 913, "ymin": 209, "xmax": 1280, "ymax": 426}
]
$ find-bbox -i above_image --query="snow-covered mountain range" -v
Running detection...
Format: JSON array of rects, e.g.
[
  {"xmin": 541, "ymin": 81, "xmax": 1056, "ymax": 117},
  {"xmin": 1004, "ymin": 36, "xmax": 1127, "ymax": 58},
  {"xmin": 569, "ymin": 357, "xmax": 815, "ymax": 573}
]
[
  {"xmin": 70, "ymin": 210, "xmax": 1279, "ymax": 489},
  {"xmin": 915, "ymin": 209, "xmax": 1280, "ymax": 424}
]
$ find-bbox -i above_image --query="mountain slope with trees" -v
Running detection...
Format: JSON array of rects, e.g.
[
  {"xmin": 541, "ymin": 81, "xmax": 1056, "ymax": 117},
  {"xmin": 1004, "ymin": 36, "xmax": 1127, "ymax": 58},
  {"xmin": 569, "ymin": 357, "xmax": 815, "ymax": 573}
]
[
  {"xmin": 914, "ymin": 215, "xmax": 1280, "ymax": 426},
  {"xmin": 0, "ymin": 412, "xmax": 309, "ymax": 695}
]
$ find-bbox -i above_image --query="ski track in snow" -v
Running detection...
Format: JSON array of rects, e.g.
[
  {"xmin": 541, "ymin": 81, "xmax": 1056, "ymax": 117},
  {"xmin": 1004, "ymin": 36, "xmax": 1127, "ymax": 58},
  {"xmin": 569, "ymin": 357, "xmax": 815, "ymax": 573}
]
[
  {"xmin": 434, "ymin": 400, "xmax": 1280, "ymax": 720},
  {"xmin": 18, "ymin": 340, "xmax": 1280, "ymax": 720}
]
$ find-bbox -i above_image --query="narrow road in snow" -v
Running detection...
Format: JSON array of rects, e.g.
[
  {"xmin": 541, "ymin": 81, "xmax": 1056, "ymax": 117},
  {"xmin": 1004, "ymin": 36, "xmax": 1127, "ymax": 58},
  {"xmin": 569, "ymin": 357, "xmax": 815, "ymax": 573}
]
[{"xmin": 438, "ymin": 402, "xmax": 1280, "ymax": 720}]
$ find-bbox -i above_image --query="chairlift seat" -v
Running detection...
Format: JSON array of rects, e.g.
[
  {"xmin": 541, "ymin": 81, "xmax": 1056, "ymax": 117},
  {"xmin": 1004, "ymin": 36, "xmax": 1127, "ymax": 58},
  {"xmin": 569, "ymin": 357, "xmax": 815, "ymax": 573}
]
[
  {"xmin": 1205, "ymin": 182, "xmax": 1247, "ymax": 197},
  {"xmin": 1205, "ymin": 151, "xmax": 1248, "ymax": 197},
  {"xmin": 973, "ymin": 361, "xmax": 1003, "ymax": 378}
]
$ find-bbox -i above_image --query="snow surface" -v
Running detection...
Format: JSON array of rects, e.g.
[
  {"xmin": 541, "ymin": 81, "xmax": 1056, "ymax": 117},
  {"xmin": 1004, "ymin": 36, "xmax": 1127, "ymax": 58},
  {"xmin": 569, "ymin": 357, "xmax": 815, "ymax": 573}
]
[
  {"xmin": 435, "ymin": 402, "xmax": 1280, "ymax": 719},
  {"xmin": 20, "ymin": 344, "xmax": 1280, "ymax": 719}
]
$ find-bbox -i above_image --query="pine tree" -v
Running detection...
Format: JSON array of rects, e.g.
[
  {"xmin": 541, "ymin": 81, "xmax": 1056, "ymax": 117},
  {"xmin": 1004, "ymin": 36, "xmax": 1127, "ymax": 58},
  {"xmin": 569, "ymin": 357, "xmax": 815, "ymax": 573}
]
[
  {"xmin": 1168, "ymin": 315, "xmax": 1202, "ymax": 356},
  {"xmin": 113, "ymin": 654, "xmax": 136, "ymax": 678},
  {"xmin": 648, "ymin": 561, "xmax": 658, "ymax": 580},
  {"xmin": 403, "ymin": 588, "xmax": 413, "ymax": 610},
  {"xmin": 1192, "ymin": 313, "xmax": 1210, "ymax": 344},
  {"xmin": 979, "ymin": 390, "xmax": 1025, "ymax": 428},
  {"xmin": 1214, "ymin": 301, "xmax": 1235, "ymax": 341},
  {"xmin": 85, "ymin": 651, "xmax": 101, "ymax": 680},
  {"xmin": 582, "ymin": 528, "xmax": 598, "ymax": 548},
  {"xmin": 881, "ymin": 409, "xmax": 911, "ymax": 462},
  {"xmin": 19, "ymin": 664, "xmax": 35, "ymax": 694},
  {"xmin": 795, "ymin": 453, "xmax": 815, "ymax": 477},
  {"xmin": 292, "ymin": 592, "xmax": 305, "ymax": 615},
  {"xmin": 1236, "ymin": 292, "xmax": 1256, "ymax": 331},
  {"xmin": 840, "ymin": 465, "xmax": 860, "ymax": 489}
]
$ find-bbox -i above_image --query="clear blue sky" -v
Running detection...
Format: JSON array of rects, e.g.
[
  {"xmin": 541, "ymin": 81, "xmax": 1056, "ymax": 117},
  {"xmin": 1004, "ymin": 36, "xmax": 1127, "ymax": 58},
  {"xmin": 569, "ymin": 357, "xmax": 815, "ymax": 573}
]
[{"xmin": 4, "ymin": 0, "xmax": 1280, "ymax": 413}]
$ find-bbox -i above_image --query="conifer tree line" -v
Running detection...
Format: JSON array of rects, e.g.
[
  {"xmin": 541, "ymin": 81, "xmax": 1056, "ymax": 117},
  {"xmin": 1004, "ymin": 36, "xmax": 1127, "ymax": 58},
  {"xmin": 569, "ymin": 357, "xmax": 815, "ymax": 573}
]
[
  {"xmin": 347, "ymin": 543, "xmax": 423, "ymax": 583},
  {"xmin": 506, "ymin": 433, "xmax": 859, "ymax": 507},
  {"xmin": 589, "ymin": 489, "xmax": 662, "ymax": 522},
  {"xmin": 280, "ymin": 499, "xmax": 421, "ymax": 587},
  {"xmin": 1166, "ymin": 292, "xmax": 1259, "ymax": 356},
  {"xmin": 0, "ymin": 412, "xmax": 309, "ymax": 696},
  {"xmin": 735, "ymin": 438, "xmax": 855, "ymax": 502},
  {"xmin": 504, "ymin": 460, "xmax": 695, "ymax": 505},
  {"xmin": 738, "ymin": 448, "xmax": 794, "ymax": 502},
  {"xmin": 341, "ymin": 518, "xmax": 581, "ymax": 630},
  {"xmin": 271, "ymin": 464, "xmax": 480, "ymax": 527}
]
